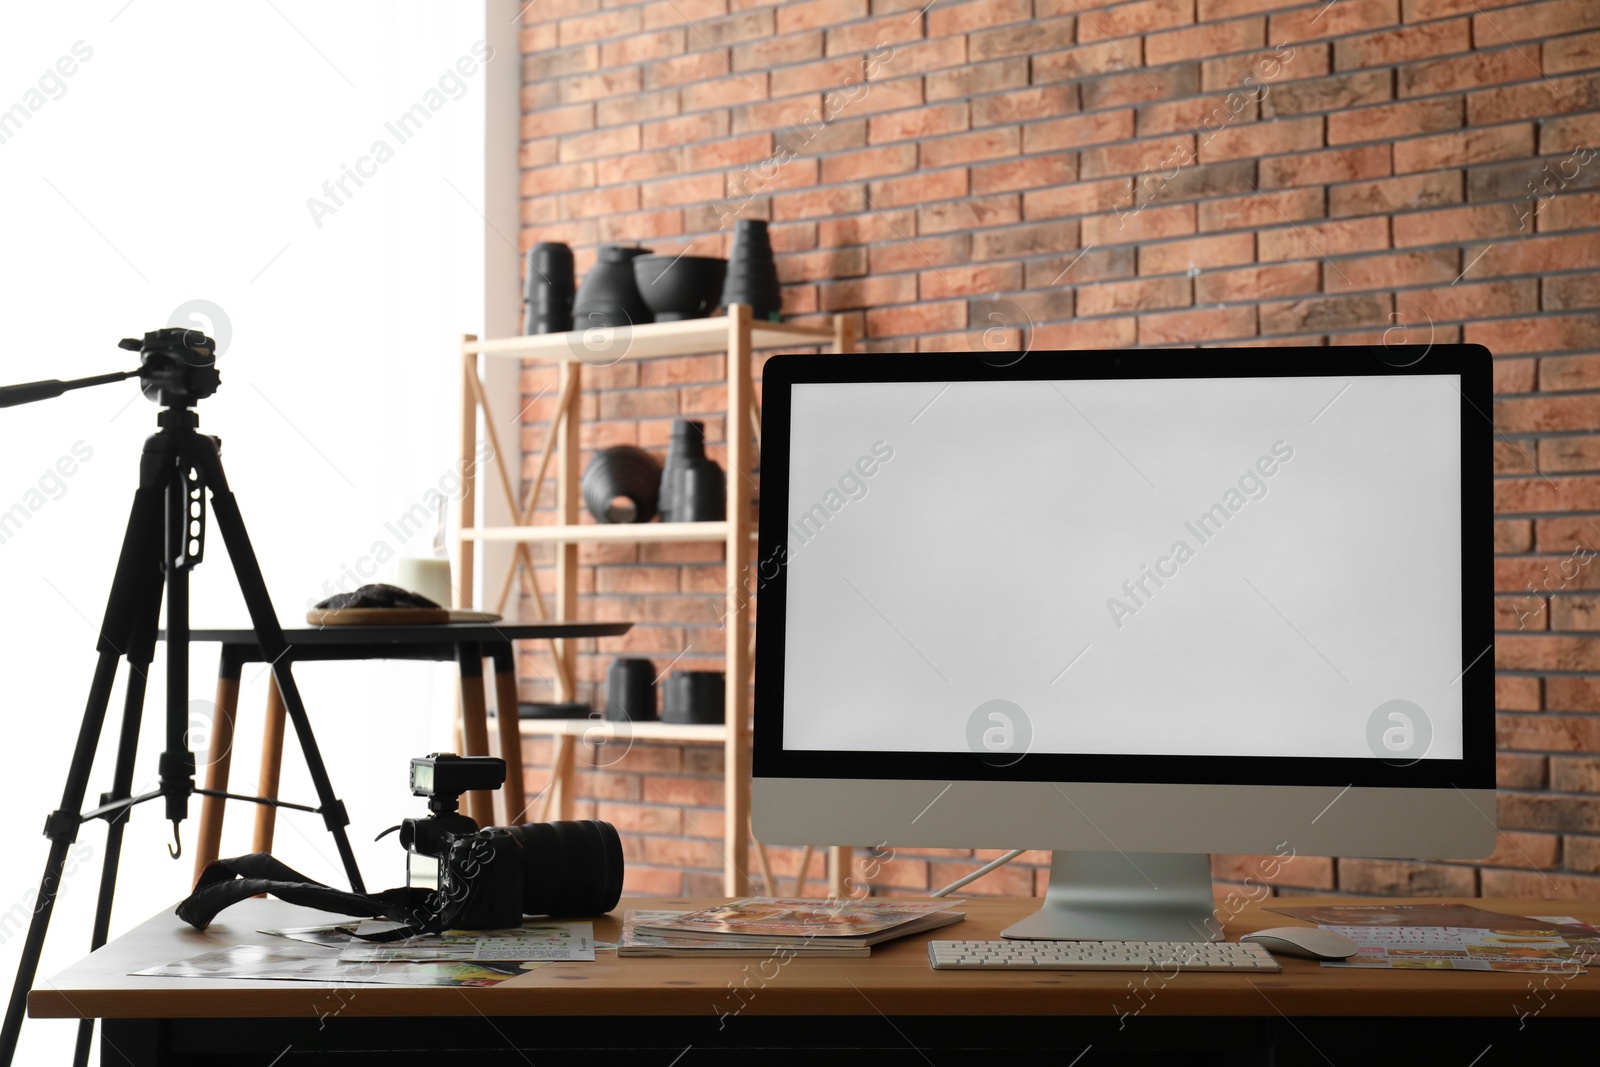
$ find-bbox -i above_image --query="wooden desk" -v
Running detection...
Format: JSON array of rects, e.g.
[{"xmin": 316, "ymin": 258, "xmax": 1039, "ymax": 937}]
[{"xmin": 32, "ymin": 896, "xmax": 1600, "ymax": 1065}]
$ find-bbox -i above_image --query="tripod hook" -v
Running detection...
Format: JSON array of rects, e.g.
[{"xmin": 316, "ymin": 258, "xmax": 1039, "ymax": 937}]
[{"xmin": 167, "ymin": 821, "xmax": 182, "ymax": 860}]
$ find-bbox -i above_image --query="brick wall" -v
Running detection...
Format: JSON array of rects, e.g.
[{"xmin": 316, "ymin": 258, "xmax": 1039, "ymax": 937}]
[{"xmin": 515, "ymin": 0, "xmax": 1600, "ymax": 899}]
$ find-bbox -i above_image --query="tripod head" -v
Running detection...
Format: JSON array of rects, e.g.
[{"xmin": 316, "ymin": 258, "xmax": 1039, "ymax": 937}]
[
  {"xmin": 0, "ymin": 327, "xmax": 218, "ymax": 411},
  {"xmin": 120, "ymin": 327, "xmax": 220, "ymax": 408}
]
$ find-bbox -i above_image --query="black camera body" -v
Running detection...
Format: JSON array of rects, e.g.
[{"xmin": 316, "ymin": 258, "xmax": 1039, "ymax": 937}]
[{"xmin": 393, "ymin": 753, "xmax": 624, "ymax": 929}]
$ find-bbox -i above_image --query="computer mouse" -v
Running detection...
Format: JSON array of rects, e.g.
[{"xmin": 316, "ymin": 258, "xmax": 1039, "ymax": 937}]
[{"xmin": 1239, "ymin": 926, "xmax": 1360, "ymax": 961}]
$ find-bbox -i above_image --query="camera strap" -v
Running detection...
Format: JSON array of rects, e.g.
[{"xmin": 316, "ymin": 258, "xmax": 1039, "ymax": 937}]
[{"xmin": 177, "ymin": 852, "xmax": 447, "ymax": 938}]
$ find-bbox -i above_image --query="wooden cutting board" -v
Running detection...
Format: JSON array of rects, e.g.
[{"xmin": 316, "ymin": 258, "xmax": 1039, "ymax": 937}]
[{"xmin": 305, "ymin": 608, "xmax": 504, "ymax": 626}]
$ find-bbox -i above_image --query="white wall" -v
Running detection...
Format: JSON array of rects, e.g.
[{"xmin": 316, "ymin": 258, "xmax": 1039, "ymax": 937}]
[{"xmin": 0, "ymin": 3, "xmax": 491, "ymax": 1060}]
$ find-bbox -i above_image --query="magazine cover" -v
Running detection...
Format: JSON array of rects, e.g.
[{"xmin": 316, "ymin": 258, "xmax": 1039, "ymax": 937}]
[
  {"xmin": 340, "ymin": 920, "xmax": 595, "ymax": 962},
  {"xmin": 1317, "ymin": 919, "xmax": 1594, "ymax": 973},
  {"xmin": 133, "ymin": 944, "xmax": 535, "ymax": 987},
  {"xmin": 1267, "ymin": 903, "xmax": 1595, "ymax": 940},
  {"xmin": 1265, "ymin": 906, "xmax": 1600, "ymax": 972},
  {"xmin": 633, "ymin": 902, "xmax": 960, "ymax": 940},
  {"xmin": 617, "ymin": 911, "xmax": 870, "ymax": 957},
  {"xmin": 635, "ymin": 897, "xmax": 961, "ymax": 940}
]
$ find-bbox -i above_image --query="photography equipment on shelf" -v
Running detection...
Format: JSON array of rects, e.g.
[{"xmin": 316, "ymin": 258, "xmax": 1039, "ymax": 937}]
[
  {"xmin": 523, "ymin": 241, "xmax": 574, "ymax": 334},
  {"xmin": 633, "ymin": 254, "xmax": 727, "ymax": 321},
  {"xmin": 581, "ymin": 445, "xmax": 663, "ymax": 524},
  {"xmin": 0, "ymin": 329, "xmax": 364, "ymax": 1067},
  {"xmin": 662, "ymin": 670, "xmax": 725, "ymax": 725},
  {"xmin": 721, "ymin": 219, "xmax": 781, "ymax": 322},
  {"xmin": 659, "ymin": 419, "xmax": 725, "ymax": 523},
  {"xmin": 182, "ymin": 752, "xmax": 624, "ymax": 935},
  {"xmin": 518, "ymin": 701, "xmax": 593, "ymax": 719},
  {"xmin": 606, "ymin": 657, "xmax": 656, "ymax": 722},
  {"xmin": 572, "ymin": 244, "xmax": 652, "ymax": 329}
]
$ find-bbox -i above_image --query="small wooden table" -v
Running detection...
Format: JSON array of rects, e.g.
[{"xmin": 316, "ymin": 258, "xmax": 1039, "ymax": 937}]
[
  {"xmin": 31, "ymin": 896, "xmax": 1600, "ymax": 1065},
  {"xmin": 183, "ymin": 622, "xmax": 629, "ymax": 882}
]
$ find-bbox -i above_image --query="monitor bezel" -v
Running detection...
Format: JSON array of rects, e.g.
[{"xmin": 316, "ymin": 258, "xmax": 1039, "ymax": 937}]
[{"xmin": 752, "ymin": 346, "xmax": 1493, "ymax": 791}]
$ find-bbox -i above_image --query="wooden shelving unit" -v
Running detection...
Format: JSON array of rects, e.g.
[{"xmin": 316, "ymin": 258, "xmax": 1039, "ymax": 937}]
[
  {"xmin": 454, "ymin": 306, "xmax": 855, "ymax": 896},
  {"xmin": 464, "ymin": 520, "xmax": 732, "ymax": 544},
  {"xmin": 515, "ymin": 717, "xmax": 727, "ymax": 829}
]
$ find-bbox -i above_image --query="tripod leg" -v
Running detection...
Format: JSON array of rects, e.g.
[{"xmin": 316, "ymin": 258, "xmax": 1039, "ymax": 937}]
[
  {"xmin": 72, "ymin": 673, "xmax": 148, "ymax": 1067},
  {"xmin": 73, "ymin": 676, "xmax": 149, "ymax": 1067},
  {"xmin": 73, "ymin": 546, "xmax": 165, "ymax": 1067},
  {"xmin": 190, "ymin": 441, "xmax": 365, "ymax": 892},
  {"xmin": 0, "ymin": 656, "xmax": 117, "ymax": 1067},
  {"xmin": 2, "ymin": 482, "xmax": 165, "ymax": 1067}
]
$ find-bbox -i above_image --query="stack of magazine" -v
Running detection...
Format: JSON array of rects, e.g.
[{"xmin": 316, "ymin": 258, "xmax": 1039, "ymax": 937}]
[{"xmin": 618, "ymin": 897, "xmax": 964, "ymax": 958}]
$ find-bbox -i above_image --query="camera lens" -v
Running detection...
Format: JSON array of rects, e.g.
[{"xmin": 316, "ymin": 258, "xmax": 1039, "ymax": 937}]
[{"xmin": 510, "ymin": 819, "xmax": 624, "ymax": 918}]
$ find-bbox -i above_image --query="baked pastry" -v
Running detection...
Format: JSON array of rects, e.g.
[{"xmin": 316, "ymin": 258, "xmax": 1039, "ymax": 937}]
[{"xmin": 313, "ymin": 583, "xmax": 440, "ymax": 610}]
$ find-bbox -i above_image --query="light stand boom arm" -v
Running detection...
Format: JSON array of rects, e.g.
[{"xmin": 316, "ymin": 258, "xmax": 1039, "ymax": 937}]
[{"xmin": 0, "ymin": 370, "xmax": 140, "ymax": 408}]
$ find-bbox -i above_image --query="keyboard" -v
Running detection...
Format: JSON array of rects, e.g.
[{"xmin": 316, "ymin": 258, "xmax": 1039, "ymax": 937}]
[{"xmin": 928, "ymin": 939, "xmax": 1281, "ymax": 972}]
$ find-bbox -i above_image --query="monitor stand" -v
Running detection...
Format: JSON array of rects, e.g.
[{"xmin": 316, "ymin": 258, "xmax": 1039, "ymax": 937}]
[{"xmin": 1001, "ymin": 851, "xmax": 1221, "ymax": 942}]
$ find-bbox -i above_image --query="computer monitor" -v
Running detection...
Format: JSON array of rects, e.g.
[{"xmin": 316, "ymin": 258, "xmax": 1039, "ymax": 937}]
[{"xmin": 752, "ymin": 346, "xmax": 1494, "ymax": 941}]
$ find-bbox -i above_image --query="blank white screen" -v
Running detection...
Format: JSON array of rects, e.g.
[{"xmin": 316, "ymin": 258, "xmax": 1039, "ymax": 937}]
[{"xmin": 780, "ymin": 375, "xmax": 1463, "ymax": 761}]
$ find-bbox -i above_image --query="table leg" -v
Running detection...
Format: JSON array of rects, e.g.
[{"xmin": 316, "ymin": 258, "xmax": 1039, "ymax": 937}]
[
  {"xmin": 554, "ymin": 729, "xmax": 576, "ymax": 821},
  {"xmin": 452, "ymin": 690, "xmax": 465, "ymax": 755},
  {"xmin": 537, "ymin": 732, "xmax": 576, "ymax": 824},
  {"xmin": 489, "ymin": 642, "xmax": 526, "ymax": 825},
  {"xmin": 193, "ymin": 649, "xmax": 241, "ymax": 882},
  {"xmin": 535, "ymin": 734, "xmax": 560, "ymax": 824},
  {"xmin": 252, "ymin": 675, "xmax": 286, "ymax": 854},
  {"xmin": 456, "ymin": 641, "xmax": 494, "ymax": 828}
]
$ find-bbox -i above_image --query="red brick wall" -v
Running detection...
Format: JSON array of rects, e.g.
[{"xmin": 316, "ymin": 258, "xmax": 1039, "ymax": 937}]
[{"xmin": 515, "ymin": 0, "xmax": 1600, "ymax": 899}]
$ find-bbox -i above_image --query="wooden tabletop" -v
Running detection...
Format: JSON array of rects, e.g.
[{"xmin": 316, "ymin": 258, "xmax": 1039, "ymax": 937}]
[
  {"xmin": 180, "ymin": 622, "xmax": 632, "ymax": 646},
  {"xmin": 31, "ymin": 896, "xmax": 1600, "ymax": 1021}
]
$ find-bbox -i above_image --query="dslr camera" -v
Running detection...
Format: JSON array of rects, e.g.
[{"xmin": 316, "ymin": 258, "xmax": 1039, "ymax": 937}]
[{"xmin": 392, "ymin": 753, "xmax": 623, "ymax": 929}]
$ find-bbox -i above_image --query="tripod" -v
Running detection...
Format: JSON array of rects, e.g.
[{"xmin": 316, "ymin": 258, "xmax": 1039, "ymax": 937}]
[{"xmin": 0, "ymin": 329, "xmax": 364, "ymax": 1067}]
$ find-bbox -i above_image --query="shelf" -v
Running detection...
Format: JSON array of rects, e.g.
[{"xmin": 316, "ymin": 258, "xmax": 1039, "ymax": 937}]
[
  {"xmin": 520, "ymin": 718, "xmax": 727, "ymax": 743},
  {"xmin": 461, "ymin": 521, "xmax": 730, "ymax": 544},
  {"xmin": 457, "ymin": 308, "xmax": 856, "ymax": 897},
  {"xmin": 465, "ymin": 315, "xmax": 835, "ymax": 362}
]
